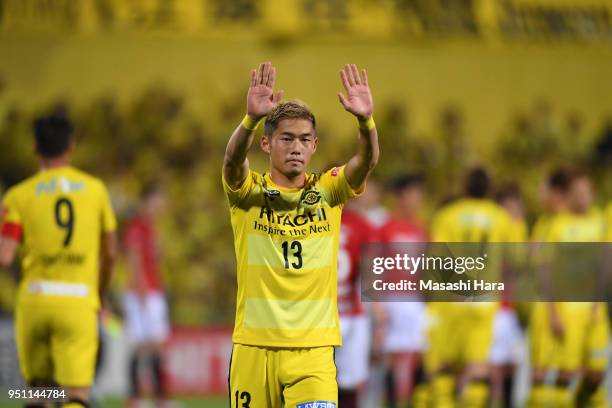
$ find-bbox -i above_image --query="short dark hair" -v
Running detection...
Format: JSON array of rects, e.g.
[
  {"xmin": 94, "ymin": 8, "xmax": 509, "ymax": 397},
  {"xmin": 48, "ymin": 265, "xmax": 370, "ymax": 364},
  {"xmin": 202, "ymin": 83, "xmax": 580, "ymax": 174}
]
[
  {"xmin": 548, "ymin": 167, "xmax": 571, "ymax": 192},
  {"xmin": 264, "ymin": 101, "xmax": 316, "ymax": 136},
  {"xmin": 33, "ymin": 114, "xmax": 73, "ymax": 158},
  {"xmin": 389, "ymin": 174, "xmax": 424, "ymax": 194},
  {"xmin": 465, "ymin": 167, "xmax": 490, "ymax": 198}
]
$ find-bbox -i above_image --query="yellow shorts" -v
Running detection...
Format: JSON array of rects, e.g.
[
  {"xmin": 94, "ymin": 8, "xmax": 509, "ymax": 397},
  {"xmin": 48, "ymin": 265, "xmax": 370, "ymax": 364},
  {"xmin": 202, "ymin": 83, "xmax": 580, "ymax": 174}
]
[
  {"xmin": 529, "ymin": 302, "xmax": 593, "ymax": 372},
  {"xmin": 586, "ymin": 302, "xmax": 610, "ymax": 372},
  {"xmin": 15, "ymin": 302, "xmax": 98, "ymax": 387},
  {"xmin": 229, "ymin": 343, "xmax": 337, "ymax": 408},
  {"xmin": 426, "ymin": 302, "xmax": 496, "ymax": 371}
]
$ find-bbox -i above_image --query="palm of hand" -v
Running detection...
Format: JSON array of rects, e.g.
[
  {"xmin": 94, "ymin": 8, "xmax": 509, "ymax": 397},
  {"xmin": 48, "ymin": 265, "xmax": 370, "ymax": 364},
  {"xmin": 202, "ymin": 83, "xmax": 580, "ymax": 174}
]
[
  {"xmin": 338, "ymin": 64, "xmax": 374, "ymax": 120},
  {"xmin": 344, "ymin": 86, "xmax": 373, "ymax": 119},
  {"xmin": 248, "ymin": 85, "xmax": 275, "ymax": 118}
]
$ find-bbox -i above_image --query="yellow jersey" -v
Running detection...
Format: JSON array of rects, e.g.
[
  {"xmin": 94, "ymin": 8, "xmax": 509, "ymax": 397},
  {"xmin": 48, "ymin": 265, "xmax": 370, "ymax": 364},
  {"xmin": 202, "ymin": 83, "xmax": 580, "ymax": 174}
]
[
  {"xmin": 431, "ymin": 198, "xmax": 514, "ymax": 243},
  {"xmin": 510, "ymin": 217, "xmax": 528, "ymax": 243},
  {"xmin": 1, "ymin": 166, "xmax": 116, "ymax": 309},
  {"xmin": 605, "ymin": 202, "xmax": 612, "ymax": 241},
  {"xmin": 546, "ymin": 209, "xmax": 604, "ymax": 243},
  {"xmin": 222, "ymin": 165, "xmax": 362, "ymax": 348},
  {"xmin": 543, "ymin": 209, "xmax": 605, "ymax": 308},
  {"xmin": 532, "ymin": 213, "xmax": 554, "ymax": 242},
  {"xmin": 430, "ymin": 198, "xmax": 514, "ymax": 303}
]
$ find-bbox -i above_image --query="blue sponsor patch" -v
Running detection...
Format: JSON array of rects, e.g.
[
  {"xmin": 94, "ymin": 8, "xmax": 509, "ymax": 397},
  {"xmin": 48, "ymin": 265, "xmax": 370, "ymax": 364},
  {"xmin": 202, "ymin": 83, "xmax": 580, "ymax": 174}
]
[{"xmin": 296, "ymin": 402, "xmax": 336, "ymax": 408}]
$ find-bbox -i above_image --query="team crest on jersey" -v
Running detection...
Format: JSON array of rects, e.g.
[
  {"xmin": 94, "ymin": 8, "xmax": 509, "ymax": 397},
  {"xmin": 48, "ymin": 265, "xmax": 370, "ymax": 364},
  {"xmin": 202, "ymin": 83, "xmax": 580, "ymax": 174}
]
[
  {"xmin": 296, "ymin": 402, "xmax": 336, "ymax": 408},
  {"xmin": 302, "ymin": 190, "xmax": 321, "ymax": 205},
  {"xmin": 264, "ymin": 189, "xmax": 280, "ymax": 200}
]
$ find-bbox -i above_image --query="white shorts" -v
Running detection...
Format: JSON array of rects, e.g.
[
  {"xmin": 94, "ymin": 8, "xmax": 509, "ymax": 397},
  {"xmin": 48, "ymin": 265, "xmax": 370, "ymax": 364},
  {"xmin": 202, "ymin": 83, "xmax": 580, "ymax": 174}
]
[
  {"xmin": 383, "ymin": 302, "xmax": 427, "ymax": 353},
  {"xmin": 335, "ymin": 314, "xmax": 371, "ymax": 389},
  {"xmin": 489, "ymin": 308, "xmax": 522, "ymax": 365},
  {"xmin": 123, "ymin": 291, "xmax": 170, "ymax": 345}
]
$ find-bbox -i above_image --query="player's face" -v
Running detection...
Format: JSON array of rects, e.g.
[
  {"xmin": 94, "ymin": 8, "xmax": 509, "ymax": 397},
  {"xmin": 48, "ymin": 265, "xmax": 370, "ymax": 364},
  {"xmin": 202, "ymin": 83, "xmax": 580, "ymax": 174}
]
[
  {"xmin": 147, "ymin": 191, "xmax": 167, "ymax": 214},
  {"xmin": 568, "ymin": 177, "xmax": 593, "ymax": 214},
  {"xmin": 262, "ymin": 119, "xmax": 317, "ymax": 178},
  {"xmin": 398, "ymin": 186, "xmax": 424, "ymax": 215},
  {"xmin": 540, "ymin": 182, "xmax": 563, "ymax": 212}
]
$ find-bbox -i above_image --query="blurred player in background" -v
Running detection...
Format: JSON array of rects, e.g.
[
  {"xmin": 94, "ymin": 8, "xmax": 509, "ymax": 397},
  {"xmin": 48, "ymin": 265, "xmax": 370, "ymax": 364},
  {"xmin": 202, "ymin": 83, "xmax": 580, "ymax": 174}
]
[
  {"xmin": 353, "ymin": 177, "xmax": 389, "ymax": 229},
  {"xmin": 528, "ymin": 168, "xmax": 571, "ymax": 407},
  {"xmin": 222, "ymin": 62, "xmax": 378, "ymax": 407},
  {"xmin": 429, "ymin": 167, "xmax": 514, "ymax": 408},
  {"xmin": 377, "ymin": 174, "xmax": 428, "ymax": 408},
  {"xmin": 532, "ymin": 169, "xmax": 571, "ymax": 242},
  {"xmin": 0, "ymin": 114, "xmax": 117, "ymax": 407},
  {"xmin": 529, "ymin": 170, "xmax": 610, "ymax": 408},
  {"xmin": 490, "ymin": 185, "xmax": 528, "ymax": 408},
  {"xmin": 336, "ymin": 200, "xmax": 376, "ymax": 408},
  {"xmin": 123, "ymin": 183, "xmax": 171, "ymax": 408}
]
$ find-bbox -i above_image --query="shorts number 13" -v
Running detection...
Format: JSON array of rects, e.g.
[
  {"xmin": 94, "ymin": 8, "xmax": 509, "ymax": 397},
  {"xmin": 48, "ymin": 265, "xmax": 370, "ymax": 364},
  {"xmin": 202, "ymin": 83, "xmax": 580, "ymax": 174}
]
[{"xmin": 235, "ymin": 390, "xmax": 251, "ymax": 407}]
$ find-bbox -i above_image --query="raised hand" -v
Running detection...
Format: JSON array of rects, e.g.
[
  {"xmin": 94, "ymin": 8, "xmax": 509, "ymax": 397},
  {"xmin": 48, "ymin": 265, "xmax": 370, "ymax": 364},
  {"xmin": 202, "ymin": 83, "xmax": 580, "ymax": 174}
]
[
  {"xmin": 338, "ymin": 64, "xmax": 374, "ymax": 121},
  {"xmin": 247, "ymin": 62, "xmax": 283, "ymax": 120}
]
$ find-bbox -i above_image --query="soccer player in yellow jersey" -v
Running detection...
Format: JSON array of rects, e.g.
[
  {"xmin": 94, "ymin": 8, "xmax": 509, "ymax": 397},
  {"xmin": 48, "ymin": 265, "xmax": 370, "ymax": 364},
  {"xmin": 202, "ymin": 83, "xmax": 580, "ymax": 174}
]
[
  {"xmin": 531, "ymin": 169, "xmax": 572, "ymax": 242},
  {"xmin": 222, "ymin": 62, "xmax": 379, "ymax": 407},
  {"xmin": 530, "ymin": 171, "xmax": 610, "ymax": 408},
  {"xmin": 0, "ymin": 115, "xmax": 117, "ymax": 408},
  {"xmin": 528, "ymin": 167, "xmax": 573, "ymax": 408},
  {"xmin": 428, "ymin": 168, "xmax": 514, "ymax": 408}
]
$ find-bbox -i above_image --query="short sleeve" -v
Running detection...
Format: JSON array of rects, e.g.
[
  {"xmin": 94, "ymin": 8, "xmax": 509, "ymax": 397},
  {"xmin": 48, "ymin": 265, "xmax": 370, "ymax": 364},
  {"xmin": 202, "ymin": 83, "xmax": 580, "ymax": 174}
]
[
  {"xmin": 222, "ymin": 168, "xmax": 256, "ymax": 206},
  {"xmin": 319, "ymin": 165, "xmax": 365, "ymax": 207},
  {"xmin": 1, "ymin": 189, "xmax": 23, "ymax": 241},
  {"xmin": 99, "ymin": 182, "xmax": 117, "ymax": 233}
]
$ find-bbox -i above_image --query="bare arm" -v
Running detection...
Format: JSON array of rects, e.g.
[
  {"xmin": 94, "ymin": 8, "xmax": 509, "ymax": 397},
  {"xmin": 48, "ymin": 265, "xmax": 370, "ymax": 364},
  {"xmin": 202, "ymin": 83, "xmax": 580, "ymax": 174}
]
[
  {"xmin": 337, "ymin": 64, "xmax": 379, "ymax": 190},
  {"xmin": 99, "ymin": 231, "xmax": 118, "ymax": 307},
  {"xmin": 0, "ymin": 236, "xmax": 18, "ymax": 269},
  {"xmin": 223, "ymin": 62, "xmax": 283, "ymax": 189}
]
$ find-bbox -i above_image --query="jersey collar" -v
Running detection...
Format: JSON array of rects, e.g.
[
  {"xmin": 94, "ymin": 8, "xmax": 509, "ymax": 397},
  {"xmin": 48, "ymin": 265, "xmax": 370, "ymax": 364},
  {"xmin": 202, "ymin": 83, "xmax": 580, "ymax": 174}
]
[{"xmin": 263, "ymin": 172, "xmax": 311, "ymax": 193}]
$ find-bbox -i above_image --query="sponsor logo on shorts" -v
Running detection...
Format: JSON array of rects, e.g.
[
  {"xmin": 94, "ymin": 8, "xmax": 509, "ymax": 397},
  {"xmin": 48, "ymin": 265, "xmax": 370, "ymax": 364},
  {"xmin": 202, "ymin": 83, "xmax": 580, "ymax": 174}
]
[{"xmin": 296, "ymin": 401, "xmax": 336, "ymax": 408}]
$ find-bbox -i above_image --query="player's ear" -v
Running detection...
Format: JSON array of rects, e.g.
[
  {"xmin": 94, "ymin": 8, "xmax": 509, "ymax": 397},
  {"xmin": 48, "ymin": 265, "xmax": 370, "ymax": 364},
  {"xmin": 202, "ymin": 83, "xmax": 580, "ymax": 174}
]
[
  {"xmin": 260, "ymin": 135, "xmax": 271, "ymax": 154},
  {"xmin": 312, "ymin": 136, "xmax": 318, "ymax": 153}
]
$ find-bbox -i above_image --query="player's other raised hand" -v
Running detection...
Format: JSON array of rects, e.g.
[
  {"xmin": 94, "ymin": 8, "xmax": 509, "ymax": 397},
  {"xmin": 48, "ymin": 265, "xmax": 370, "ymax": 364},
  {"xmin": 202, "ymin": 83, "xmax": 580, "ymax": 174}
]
[
  {"xmin": 247, "ymin": 62, "xmax": 283, "ymax": 120},
  {"xmin": 338, "ymin": 64, "xmax": 374, "ymax": 121}
]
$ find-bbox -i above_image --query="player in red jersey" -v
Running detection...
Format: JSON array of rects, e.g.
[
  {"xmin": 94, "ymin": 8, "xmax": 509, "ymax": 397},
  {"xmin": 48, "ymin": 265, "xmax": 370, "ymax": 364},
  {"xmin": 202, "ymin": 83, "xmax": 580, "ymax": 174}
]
[
  {"xmin": 377, "ymin": 174, "xmax": 428, "ymax": 408},
  {"xmin": 336, "ymin": 204, "xmax": 376, "ymax": 408},
  {"xmin": 123, "ymin": 182, "xmax": 171, "ymax": 408}
]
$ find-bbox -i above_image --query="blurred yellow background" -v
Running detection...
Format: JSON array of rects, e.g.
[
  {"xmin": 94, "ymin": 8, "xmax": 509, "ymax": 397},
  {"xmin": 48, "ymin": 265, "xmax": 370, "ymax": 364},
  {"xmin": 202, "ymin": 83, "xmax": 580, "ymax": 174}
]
[{"xmin": 1, "ymin": 0, "xmax": 611, "ymax": 324}]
